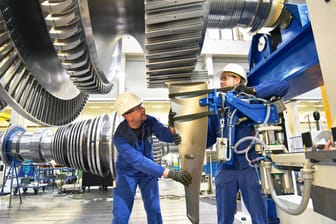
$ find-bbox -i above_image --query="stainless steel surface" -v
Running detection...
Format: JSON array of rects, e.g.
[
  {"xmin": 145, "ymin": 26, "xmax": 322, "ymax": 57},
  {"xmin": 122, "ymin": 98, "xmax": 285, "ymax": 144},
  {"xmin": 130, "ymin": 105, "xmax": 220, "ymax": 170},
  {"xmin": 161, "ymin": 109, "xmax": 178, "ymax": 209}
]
[
  {"xmin": 145, "ymin": 0, "xmax": 209, "ymax": 87},
  {"xmin": 169, "ymin": 82, "xmax": 208, "ymax": 223},
  {"xmin": 86, "ymin": 0, "xmax": 145, "ymax": 62},
  {"xmin": 0, "ymin": 8, "xmax": 88, "ymax": 125},
  {"xmin": 0, "ymin": 114, "xmax": 118, "ymax": 179},
  {"xmin": 207, "ymin": 0, "xmax": 284, "ymax": 30},
  {"xmin": 145, "ymin": 0, "xmax": 285, "ymax": 87},
  {"xmin": 41, "ymin": 0, "xmax": 114, "ymax": 93},
  {"xmin": 1, "ymin": 0, "xmax": 79, "ymax": 100},
  {"xmin": 16, "ymin": 129, "xmax": 54, "ymax": 163},
  {"xmin": 51, "ymin": 114, "xmax": 115, "ymax": 178}
]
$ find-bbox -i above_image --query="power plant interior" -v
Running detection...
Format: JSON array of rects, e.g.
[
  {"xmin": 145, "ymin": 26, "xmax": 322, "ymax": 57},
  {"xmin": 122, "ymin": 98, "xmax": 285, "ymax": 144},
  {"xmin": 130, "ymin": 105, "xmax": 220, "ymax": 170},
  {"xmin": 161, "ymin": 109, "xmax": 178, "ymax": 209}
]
[{"xmin": 0, "ymin": 0, "xmax": 335, "ymax": 223}]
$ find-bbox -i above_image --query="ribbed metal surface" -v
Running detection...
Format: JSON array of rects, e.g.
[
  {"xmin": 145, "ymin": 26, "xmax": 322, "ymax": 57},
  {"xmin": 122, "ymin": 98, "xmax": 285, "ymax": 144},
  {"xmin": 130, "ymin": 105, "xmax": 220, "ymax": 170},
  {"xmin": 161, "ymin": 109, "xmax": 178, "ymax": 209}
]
[
  {"xmin": 0, "ymin": 0, "xmax": 81, "ymax": 100},
  {"xmin": 52, "ymin": 114, "xmax": 114, "ymax": 177},
  {"xmin": 152, "ymin": 135, "xmax": 163, "ymax": 164},
  {"xmin": 41, "ymin": 0, "xmax": 113, "ymax": 94},
  {"xmin": 145, "ymin": 0, "xmax": 209, "ymax": 87},
  {"xmin": 145, "ymin": 0, "xmax": 284, "ymax": 87},
  {"xmin": 0, "ymin": 114, "xmax": 118, "ymax": 178},
  {"xmin": 208, "ymin": 0, "xmax": 281, "ymax": 31},
  {"xmin": 0, "ymin": 8, "xmax": 88, "ymax": 126}
]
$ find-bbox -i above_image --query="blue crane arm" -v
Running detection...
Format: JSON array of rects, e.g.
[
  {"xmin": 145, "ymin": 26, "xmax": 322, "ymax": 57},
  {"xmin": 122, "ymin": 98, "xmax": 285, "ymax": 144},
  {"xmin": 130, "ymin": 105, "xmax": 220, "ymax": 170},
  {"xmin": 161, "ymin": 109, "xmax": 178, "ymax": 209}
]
[{"xmin": 200, "ymin": 90, "xmax": 280, "ymax": 125}]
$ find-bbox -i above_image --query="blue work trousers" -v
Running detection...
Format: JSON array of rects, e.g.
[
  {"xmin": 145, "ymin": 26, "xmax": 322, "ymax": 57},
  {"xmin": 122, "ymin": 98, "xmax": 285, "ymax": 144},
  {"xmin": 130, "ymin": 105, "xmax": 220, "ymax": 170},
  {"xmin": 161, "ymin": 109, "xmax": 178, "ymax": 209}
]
[
  {"xmin": 112, "ymin": 174, "xmax": 162, "ymax": 224},
  {"xmin": 215, "ymin": 167, "xmax": 268, "ymax": 224}
]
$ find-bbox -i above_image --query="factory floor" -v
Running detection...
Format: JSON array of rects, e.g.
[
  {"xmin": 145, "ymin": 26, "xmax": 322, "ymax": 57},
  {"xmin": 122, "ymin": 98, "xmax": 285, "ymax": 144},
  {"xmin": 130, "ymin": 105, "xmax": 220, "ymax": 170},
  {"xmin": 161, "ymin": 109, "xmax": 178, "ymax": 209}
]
[{"xmin": 0, "ymin": 179, "xmax": 248, "ymax": 224}]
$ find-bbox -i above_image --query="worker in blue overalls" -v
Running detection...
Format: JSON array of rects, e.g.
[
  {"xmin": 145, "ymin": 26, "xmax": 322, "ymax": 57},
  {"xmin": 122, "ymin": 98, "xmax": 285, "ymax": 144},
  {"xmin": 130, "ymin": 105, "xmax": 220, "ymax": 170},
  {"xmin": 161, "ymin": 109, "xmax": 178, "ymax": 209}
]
[
  {"xmin": 207, "ymin": 64, "xmax": 289, "ymax": 224},
  {"xmin": 112, "ymin": 92, "xmax": 192, "ymax": 224}
]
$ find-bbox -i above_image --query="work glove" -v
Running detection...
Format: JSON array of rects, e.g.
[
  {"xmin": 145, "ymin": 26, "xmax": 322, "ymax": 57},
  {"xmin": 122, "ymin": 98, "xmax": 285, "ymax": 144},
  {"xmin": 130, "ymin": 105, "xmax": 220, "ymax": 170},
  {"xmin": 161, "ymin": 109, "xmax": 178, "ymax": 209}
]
[
  {"xmin": 173, "ymin": 133, "xmax": 182, "ymax": 145},
  {"xmin": 168, "ymin": 170, "xmax": 192, "ymax": 187},
  {"xmin": 234, "ymin": 84, "xmax": 255, "ymax": 95},
  {"xmin": 168, "ymin": 108, "xmax": 176, "ymax": 127}
]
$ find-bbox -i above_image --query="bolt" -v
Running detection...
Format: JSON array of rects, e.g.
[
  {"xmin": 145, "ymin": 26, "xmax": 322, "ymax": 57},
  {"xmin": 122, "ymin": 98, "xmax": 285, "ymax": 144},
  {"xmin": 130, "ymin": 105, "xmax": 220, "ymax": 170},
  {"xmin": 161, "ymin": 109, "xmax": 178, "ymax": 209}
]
[{"xmin": 184, "ymin": 154, "xmax": 194, "ymax": 159}]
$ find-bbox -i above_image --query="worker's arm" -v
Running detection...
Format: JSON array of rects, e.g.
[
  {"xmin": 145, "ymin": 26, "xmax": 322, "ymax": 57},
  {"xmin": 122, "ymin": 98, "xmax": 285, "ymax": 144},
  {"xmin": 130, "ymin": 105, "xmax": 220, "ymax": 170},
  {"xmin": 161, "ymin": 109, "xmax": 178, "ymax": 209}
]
[
  {"xmin": 113, "ymin": 134, "xmax": 166, "ymax": 177},
  {"xmin": 254, "ymin": 80, "xmax": 289, "ymax": 99}
]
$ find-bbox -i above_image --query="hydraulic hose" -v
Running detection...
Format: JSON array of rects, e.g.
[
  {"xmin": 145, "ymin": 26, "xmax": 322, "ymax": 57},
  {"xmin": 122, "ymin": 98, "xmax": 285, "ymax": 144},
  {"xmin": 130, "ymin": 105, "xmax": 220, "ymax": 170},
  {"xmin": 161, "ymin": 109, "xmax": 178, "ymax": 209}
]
[
  {"xmin": 231, "ymin": 95, "xmax": 271, "ymax": 156},
  {"xmin": 227, "ymin": 109, "xmax": 237, "ymax": 161},
  {"xmin": 234, "ymin": 136, "xmax": 265, "ymax": 155},
  {"xmin": 264, "ymin": 160, "xmax": 314, "ymax": 215}
]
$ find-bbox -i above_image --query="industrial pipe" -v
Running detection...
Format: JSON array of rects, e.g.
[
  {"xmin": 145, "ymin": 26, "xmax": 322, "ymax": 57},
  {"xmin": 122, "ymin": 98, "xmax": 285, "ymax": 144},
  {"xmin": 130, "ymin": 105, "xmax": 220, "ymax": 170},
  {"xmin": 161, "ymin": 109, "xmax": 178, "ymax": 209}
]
[{"xmin": 264, "ymin": 160, "xmax": 314, "ymax": 215}]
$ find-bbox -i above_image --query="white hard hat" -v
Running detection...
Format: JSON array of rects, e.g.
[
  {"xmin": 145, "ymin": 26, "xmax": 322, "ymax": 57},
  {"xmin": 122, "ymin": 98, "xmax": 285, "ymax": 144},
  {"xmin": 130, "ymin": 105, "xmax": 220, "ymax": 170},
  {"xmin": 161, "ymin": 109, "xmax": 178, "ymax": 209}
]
[
  {"xmin": 218, "ymin": 63, "xmax": 247, "ymax": 84},
  {"xmin": 114, "ymin": 92, "xmax": 143, "ymax": 116}
]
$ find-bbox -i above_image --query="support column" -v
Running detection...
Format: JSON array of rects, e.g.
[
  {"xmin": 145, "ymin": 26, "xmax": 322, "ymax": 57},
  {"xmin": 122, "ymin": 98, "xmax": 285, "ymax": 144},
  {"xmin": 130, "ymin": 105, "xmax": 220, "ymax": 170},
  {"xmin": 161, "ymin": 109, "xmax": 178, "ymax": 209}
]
[{"xmin": 306, "ymin": 1, "xmax": 336, "ymax": 127}]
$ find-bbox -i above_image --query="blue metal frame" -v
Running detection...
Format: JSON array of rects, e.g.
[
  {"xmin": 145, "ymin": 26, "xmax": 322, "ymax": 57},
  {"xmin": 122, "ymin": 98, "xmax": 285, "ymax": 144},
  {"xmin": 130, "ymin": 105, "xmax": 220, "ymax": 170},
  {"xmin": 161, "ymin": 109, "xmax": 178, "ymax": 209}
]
[
  {"xmin": 200, "ymin": 90, "xmax": 280, "ymax": 165},
  {"xmin": 225, "ymin": 92, "xmax": 279, "ymax": 124},
  {"xmin": 200, "ymin": 91, "xmax": 280, "ymax": 124},
  {"xmin": 247, "ymin": 4, "xmax": 321, "ymax": 100}
]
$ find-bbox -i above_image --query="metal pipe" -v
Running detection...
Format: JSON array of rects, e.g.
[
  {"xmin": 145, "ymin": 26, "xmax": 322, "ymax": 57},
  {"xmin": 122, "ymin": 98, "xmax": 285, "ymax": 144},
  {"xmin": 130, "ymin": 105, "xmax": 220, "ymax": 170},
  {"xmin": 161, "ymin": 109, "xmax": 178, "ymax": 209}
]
[{"xmin": 264, "ymin": 160, "xmax": 314, "ymax": 215}]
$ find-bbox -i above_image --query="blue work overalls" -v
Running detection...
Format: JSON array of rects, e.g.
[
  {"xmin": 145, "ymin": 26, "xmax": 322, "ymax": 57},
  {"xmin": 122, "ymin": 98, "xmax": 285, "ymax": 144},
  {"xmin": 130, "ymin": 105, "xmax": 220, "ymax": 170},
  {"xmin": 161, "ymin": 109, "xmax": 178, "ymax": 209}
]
[
  {"xmin": 207, "ymin": 80, "xmax": 289, "ymax": 224},
  {"xmin": 112, "ymin": 115, "xmax": 174, "ymax": 224}
]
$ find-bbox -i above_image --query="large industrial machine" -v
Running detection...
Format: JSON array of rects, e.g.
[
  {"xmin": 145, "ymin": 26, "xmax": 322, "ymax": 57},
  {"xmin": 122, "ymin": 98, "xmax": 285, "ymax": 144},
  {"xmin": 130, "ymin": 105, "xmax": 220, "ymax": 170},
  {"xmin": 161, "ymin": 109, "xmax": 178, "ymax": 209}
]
[{"xmin": 0, "ymin": 0, "xmax": 335, "ymax": 223}]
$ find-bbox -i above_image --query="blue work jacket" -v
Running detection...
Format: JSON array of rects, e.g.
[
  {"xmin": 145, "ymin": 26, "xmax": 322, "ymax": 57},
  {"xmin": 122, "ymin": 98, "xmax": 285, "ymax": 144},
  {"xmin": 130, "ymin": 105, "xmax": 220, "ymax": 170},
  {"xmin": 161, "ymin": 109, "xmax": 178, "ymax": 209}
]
[
  {"xmin": 113, "ymin": 115, "xmax": 174, "ymax": 177},
  {"xmin": 207, "ymin": 80, "xmax": 289, "ymax": 170}
]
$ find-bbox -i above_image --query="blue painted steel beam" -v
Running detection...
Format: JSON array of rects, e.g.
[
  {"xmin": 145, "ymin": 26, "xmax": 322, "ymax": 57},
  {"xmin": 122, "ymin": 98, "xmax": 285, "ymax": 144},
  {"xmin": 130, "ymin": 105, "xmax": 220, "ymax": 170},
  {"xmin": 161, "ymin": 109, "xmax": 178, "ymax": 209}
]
[{"xmin": 247, "ymin": 5, "xmax": 322, "ymax": 100}]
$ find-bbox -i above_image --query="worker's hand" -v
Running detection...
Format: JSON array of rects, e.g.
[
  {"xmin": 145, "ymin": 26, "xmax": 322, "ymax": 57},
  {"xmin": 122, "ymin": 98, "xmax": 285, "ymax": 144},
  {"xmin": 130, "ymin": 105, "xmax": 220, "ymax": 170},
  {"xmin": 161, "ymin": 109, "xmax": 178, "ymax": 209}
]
[
  {"xmin": 173, "ymin": 133, "xmax": 182, "ymax": 145},
  {"xmin": 234, "ymin": 84, "xmax": 255, "ymax": 95},
  {"xmin": 168, "ymin": 170, "xmax": 192, "ymax": 187},
  {"xmin": 168, "ymin": 108, "xmax": 176, "ymax": 127}
]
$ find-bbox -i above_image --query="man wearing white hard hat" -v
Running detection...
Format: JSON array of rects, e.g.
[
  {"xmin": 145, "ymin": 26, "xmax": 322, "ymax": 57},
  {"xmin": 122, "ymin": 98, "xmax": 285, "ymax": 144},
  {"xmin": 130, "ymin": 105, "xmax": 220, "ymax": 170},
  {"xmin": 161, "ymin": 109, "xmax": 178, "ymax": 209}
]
[
  {"xmin": 112, "ymin": 92, "xmax": 192, "ymax": 224},
  {"xmin": 207, "ymin": 63, "xmax": 289, "ymax": 224}
]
